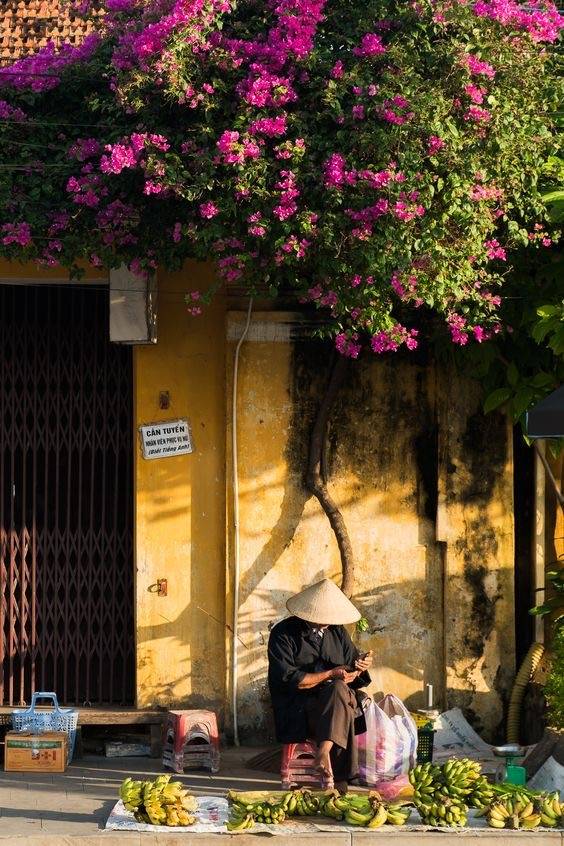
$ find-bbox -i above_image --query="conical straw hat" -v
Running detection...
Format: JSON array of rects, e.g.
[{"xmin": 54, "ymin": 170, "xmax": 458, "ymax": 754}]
[{"xmin": 286, "ymin": 578, "xmax": 361, "ymax": 625}]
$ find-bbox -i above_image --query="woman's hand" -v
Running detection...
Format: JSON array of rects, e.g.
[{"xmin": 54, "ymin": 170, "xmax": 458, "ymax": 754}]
[
  {"xmin": 354, "ymin": 650, "xmax": 373, "ymax": 673},
  {"xmin": 329, "ymin": 666, "xmax": 359, "ymax": 684}
]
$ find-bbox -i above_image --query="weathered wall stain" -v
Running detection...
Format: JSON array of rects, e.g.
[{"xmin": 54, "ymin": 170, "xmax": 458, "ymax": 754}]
[
  {"xmin": 440, "ymin": 369, "xmax": 514, "ymax": 740},
  {"xmin": 459, "ymin": 410, "xmax": 508, "ymax": 503}
]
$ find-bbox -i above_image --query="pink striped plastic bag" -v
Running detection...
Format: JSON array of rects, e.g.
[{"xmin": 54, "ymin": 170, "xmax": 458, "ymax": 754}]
[{"xmin": 357, "ymin": 693, "xmax": 417, "ymax": 785}]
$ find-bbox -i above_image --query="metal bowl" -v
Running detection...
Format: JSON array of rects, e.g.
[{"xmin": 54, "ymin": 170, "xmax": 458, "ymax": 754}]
[{"xmin": 492, "ymin": 744, "xmax": 525, "ymax": 758}]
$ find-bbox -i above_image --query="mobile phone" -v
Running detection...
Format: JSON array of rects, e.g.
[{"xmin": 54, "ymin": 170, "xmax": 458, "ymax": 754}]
[{"xmin": 348, "ymin": 651, "xmax": 369, "ymax": 672}]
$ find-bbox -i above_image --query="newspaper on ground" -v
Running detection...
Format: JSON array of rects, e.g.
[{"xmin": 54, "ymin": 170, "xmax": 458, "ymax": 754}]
[
  {"xmin": 432, "ymin": 708, "xmax": 500, "ymax": 773},
  {"xmin": 527, "ymin": 756, "xmax": 564, "ymax": 794}
]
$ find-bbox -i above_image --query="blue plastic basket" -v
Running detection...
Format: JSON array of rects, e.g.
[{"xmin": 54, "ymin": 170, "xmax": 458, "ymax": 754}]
[{"xmin": 12, "ymin": 692, "xmax": 78, "ymax": 763}]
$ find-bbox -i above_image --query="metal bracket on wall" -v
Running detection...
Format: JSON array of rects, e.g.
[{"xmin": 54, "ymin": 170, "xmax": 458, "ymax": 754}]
[{"xmin": 148, "ymin": 579, "xmax": 168, "ymax": 597}]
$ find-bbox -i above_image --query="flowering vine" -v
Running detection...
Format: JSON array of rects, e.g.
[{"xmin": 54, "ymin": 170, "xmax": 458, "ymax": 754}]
[{"xmin": 0, "ymin": 0, "xmax": 560, "ymax": 356}]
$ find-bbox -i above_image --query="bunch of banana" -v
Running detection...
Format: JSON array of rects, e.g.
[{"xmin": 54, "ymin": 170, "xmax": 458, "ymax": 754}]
[
  {"xmin": 386, "ymin": 801, "xmax": 413, "ymax": 826},
  {"xmin": 320, "ymin": 791, "xmax": 347, "ymax": 820},
  {"xmin": 119, "ymin": 777, "xmax": 145, "ymax": 812},
  {"xmin": 486, "ymin": 795, "xmax": 541, "ymax": 830},
  {"xmin": 321, "ymin": 791, "xmax": 396, "ymax": 828},
  {"xmin": 290, "ymin": 789, "xmax": 320, "ymax": 816},
  {"xmin": 537, "ymin": 792, "xmax": 564, "ymax": 828},
  {"xmin": 142, "ymin": 778, "xmax": 170, "ymax": 825},
  {"xmin": 321, "ymin": 790, "xmax": 373, "ymax": 822},
  {"xmin": 119, "ymin": 774, "xmax": 198, "ymax": 827},
  {"xmin": 441, "ymin": 758, "xmax": 482, "ymax": 801},
  {"xmin": 227, "ymin": 792, "xmax": 297, "ymax": 830},
  {"xmin": 468, "ymin": 775, "xmax": 496, "ymax": 809},
  {"xmin": 416, "ymin": 796, "xmax": 468, "ymax": 828},
  {"xmin": 409, "ymin": 761, "xmax": 443, "ymax": 803},
  {"xmin": 346, "ymin": 799, "xmax": 388, "ymax": 829},
  {"xmin": 254, "ymin": 801, "xmax": 288, "ymax": 824}
]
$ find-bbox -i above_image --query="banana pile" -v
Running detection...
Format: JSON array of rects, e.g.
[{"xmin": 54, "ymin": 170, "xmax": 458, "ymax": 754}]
[
  {"xmin": 410, "ymin": 758, "xmax": 494, "ymax": 827},
  {"xmin": 119, "ymin": 774, "xmax": 197, "ymax": 827},
  {"xmin": 227, "ymin": 788, "xmax": 413, "ymax": 831},
  {"xmin": 226, "ymin": 788, "xmax": 319, "ymax": 830},
  {"xmin": 485, "ymin": 794, "xmax": 542, "ymax": 830}
]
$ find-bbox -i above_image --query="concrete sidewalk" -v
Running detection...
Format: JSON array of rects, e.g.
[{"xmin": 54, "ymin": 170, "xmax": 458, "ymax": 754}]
[{"xmin": 0, "ymin": 748, "xmax": 560, "ymax": 844}]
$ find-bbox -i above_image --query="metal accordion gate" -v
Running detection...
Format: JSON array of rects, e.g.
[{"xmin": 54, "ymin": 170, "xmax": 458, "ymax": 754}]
[{"xmin": 0, "ymin": 284, "xmax": 135, "ymax": 706}]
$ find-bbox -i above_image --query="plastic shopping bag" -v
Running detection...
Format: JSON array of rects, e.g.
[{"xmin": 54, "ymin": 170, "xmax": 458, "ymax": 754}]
[{"xmin": 357, "ymin": 693, "xmax": 417, "ymax": 784}]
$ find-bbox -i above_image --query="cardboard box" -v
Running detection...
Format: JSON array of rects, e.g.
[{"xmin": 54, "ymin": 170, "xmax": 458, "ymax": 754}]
[{"xmin": 4, "ymin": 731, "xmax": 68, "ymax": 772}]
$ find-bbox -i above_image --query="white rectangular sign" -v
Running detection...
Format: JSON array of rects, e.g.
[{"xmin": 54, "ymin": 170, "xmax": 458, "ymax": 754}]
[{"xmin": 140, "ymin": 419, "xmax": 193, "ymax": 459}]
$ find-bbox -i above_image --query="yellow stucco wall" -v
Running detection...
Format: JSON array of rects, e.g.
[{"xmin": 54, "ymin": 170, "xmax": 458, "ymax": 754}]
[
  {"xmin": 226, "ymin": 311, "xmax": 515, "ymax": 741},
  {"xmin": 134, "ymin": 264, "xmax": 227, "ymax": 712}
]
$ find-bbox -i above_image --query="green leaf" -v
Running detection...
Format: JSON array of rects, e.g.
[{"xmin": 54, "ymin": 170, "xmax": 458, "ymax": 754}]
[
  {"xmin": 536, "ymin": 305, "xmax": 559, "ymax": 318},
  {"xmin": 507, "ymin": 361, "xmax": 519, "ymax": 387},
  {"xmin": 512, "ymin": 387, "xmax": 535, "ymax": 422},
  {"xmin": 530, "ymin": 604, "xmax": 551, "ymax": 616},
  {"xmin": 542, "ymin": 189, "xmax": 564, "ymax": 205},
  {"xmin": 483, "ymin": 387, "xmax": 512, "ymax": 414}
]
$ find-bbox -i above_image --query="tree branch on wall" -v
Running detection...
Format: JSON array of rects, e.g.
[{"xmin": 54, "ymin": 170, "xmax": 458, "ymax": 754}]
[{"xmin": 306, "ymin": 354, "xmax": 355, "ymax": 597}]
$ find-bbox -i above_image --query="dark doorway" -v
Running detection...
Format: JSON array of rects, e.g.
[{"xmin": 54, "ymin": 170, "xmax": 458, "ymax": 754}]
[{"xmin": 0, "ymin": 284, "xmax": 134, "ymax": 705}]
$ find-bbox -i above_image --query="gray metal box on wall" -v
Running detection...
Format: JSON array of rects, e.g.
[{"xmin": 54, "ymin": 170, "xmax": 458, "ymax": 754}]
[{"xmin": 109, "ymin": 265, "xmax": 157, "ymax": 344}]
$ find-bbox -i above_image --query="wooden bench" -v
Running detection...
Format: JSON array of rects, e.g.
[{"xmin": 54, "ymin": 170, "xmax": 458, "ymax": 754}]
[{"xmin": 0, "ymin": 707, "xmax": 167, "ymax": 758}]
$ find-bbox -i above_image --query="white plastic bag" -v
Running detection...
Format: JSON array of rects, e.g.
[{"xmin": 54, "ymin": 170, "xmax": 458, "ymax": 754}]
[{"xmin": 357, "ymin": 693, "xmax": 417, "ymax": 784}]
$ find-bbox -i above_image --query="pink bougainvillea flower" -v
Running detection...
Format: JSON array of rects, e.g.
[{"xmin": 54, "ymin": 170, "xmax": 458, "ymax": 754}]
[
  {"xmin": 353, "ymin": 32, "xmax": 386, "ymax": 57},
  {"xmin": 427, "ymin": 135, "xmax": 445, "ymax": 154},
  {"xmin": 1, "ymin": 222, "xmax": 32, "ymax": 247},
  {"xmin": 200, "ymin": 201, "xmax": 219, "ymax": 218}
]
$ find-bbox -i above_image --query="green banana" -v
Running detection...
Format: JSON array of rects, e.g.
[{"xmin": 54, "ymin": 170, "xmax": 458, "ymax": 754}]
[
  {"xmin": 227, "ymin": 814, "xmax": 254, "ymax": 831},
  {"xmin": 345, "ymin": 808, "xmax": 374, "ymax": 826}
]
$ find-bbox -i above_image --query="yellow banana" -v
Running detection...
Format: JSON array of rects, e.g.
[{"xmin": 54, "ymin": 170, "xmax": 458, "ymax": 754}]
[
  {"xmin": 519, "ymin": 801, "xmax": 534, "ymax": 818},
  {"xmin": 490, "ymin": 804, "xmax": 509, "ymax": 820},
  {"xmin": 521, "ymin": 814, "xmax": 541, "ymax": 830},
  {"xmin": 367, "ymin": 804, "xmax": 387, "ymax": 829}
]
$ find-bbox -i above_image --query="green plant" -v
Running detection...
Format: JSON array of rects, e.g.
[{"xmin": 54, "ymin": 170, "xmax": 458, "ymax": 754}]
[
  {"xmin": 543, "ymin": 626, "xmax": 564, "ymax": 730},
  {"xmin": 531, "ymin": 558, "xmax": 564, "ymax": 626},
  {"xmin": 531, "ymin": 558, "xmax": 564, "ymax": 729}
]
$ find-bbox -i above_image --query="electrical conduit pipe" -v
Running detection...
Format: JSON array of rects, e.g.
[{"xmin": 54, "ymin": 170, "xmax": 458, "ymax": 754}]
[{"xmin": 231, "ymin": 298, "xmax": 253, "ymax": 747}]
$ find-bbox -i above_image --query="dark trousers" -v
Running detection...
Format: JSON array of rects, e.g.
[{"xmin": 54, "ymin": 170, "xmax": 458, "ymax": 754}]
[{"xmin": 305, "ymin": 680, "xmax": 358, "ymax": 782}]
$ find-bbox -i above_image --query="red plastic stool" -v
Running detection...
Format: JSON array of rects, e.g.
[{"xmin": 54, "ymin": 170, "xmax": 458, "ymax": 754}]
[
  {"xmin": 281, "ymin": 741, "xmax": 334, "ymax": 789},
  {"xmin": 162, "ymin": 710, "xmax": 220, "ymax": 774}
]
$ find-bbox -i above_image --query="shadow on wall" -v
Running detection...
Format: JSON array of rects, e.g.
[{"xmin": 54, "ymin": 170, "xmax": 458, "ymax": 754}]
[{"xmin": 231, "ymin": 567, "xmax": 512, "ymax": 745}]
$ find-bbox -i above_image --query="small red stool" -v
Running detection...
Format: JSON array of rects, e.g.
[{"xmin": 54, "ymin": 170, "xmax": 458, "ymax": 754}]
[
  {"xmin": 162, "ymin": 710, "xmax": 220, "ymax": 774},
  {"xmin": 281, "ymin": 741, "xmax": 334, "ymax": 789}
]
